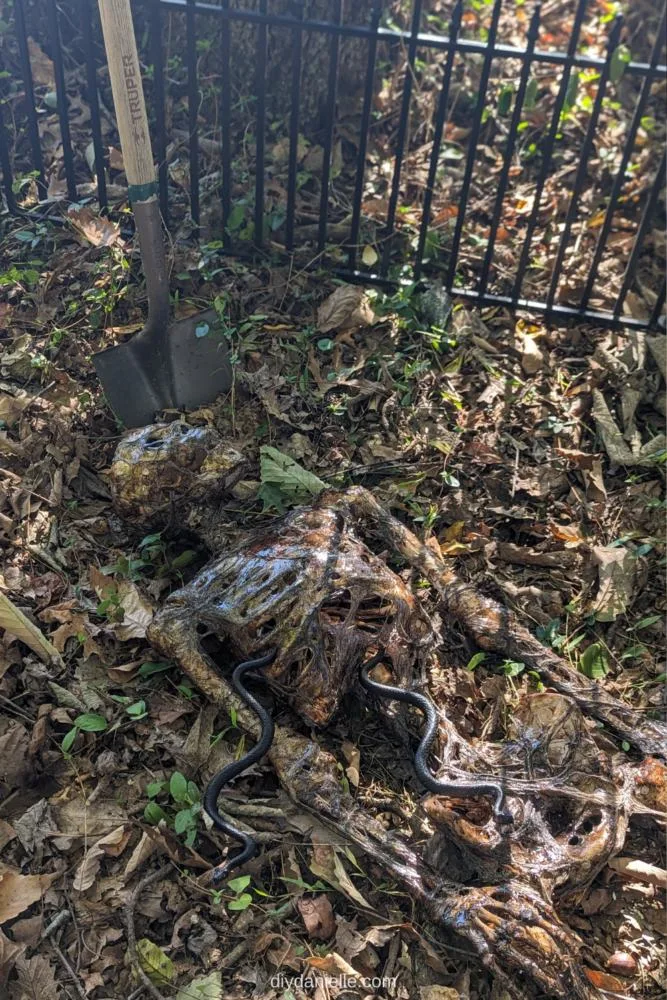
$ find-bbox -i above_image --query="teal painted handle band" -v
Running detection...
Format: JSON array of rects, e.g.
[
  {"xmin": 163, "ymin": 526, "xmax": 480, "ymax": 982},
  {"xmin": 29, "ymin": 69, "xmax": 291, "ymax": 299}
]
[{"xmin": 128, "ymin": 180, "xmax": 158, "ymax": 203}]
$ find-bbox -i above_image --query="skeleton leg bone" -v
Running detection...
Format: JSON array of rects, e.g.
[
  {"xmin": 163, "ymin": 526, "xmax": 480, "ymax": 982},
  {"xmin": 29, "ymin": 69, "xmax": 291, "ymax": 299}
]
[
  {"xmin": 147, "ymin": 613, "xmax": 601, "ymax": 1000},
  {"xmin": 335, "ymin": 487, "xmax": 666, "ymax": 758}
]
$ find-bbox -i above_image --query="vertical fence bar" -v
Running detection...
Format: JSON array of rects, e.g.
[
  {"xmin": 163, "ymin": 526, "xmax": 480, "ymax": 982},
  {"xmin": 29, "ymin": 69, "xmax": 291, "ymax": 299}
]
[
  {"xmin": 150, "ymin": 0, "xmax": 169, "ymax": 225},
  {"xmin": 546, "ymin": 17, "xmax": 623, "ymax": 312},
  {"xmin": 0, "ymin": 101, "xmax": 17, "ymax": 213},
  {"xmin": 649, "ymin": 279, "xmax": 666, "ymax": 328},
  {"xmin": 285, "ymin": 1, "xmax": 304, "ymax": 252},
  {"xmin": 14, "ymin": 0, "xmax": 46, "ymax": 198},
  {"xmin": 47, "ymin": 0, "xmax": 77, "ymax": 201},
  {"xmin": 445, "ymin": 0, "xmax": 502, "ymax": 288},
  {"xmin": 413, "ymin": 0, "xmax": 462, "ymax": 282},
  {"xmin": 348, "ymin": 0, "xmax": 382, "ymax": 270},
  {"xmin": 186, "ymin": 0, "xmax": 200, "ymax": 232},
  {"xmin": 80, "ymin": 0, "xmax": 107, "ymax": 212},
  {"xmin": 254, "ymin": 0, "xmax": 268, "ymax": 247},
  {"xmin": 479, "ymin": 4, "xmax": 541, "ymax": 298},
  {"xmin": 380, "ymin": 0, "xmax": 423, "ymax": 276},
  {"xmin": 580, "ymin": 5, "xmax": 667, "ymax": 312},
  {"xmin": 220, "ymin": 0, "xmax": 232, "ymax": 246},
  {"xmin": 317, "ymin": 0, "xmax": 342, "ymax": 252},
  {"xmin": 612, "ymin": 150, "xmax": 666, "ymax": 320},
  {"xmin": 512, "ymin": 0, "xmax": 589, "ymax": 300}
]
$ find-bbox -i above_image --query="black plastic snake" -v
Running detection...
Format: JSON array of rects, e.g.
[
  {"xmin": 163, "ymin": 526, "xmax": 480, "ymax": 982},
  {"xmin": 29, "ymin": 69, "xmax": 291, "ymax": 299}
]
[{"xmin": 204, "ymin": 649, "xmax": 511, "ymax": 881}]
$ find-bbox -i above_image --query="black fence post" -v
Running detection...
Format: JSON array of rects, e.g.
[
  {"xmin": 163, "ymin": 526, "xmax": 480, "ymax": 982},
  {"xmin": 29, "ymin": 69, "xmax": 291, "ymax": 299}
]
[
  {"xmin": 613, "ymin": 151, "xmax": 667, "ymax": 320},
  {"xmin": 445, "ymin": 0, "xmax": 503, "ymax": 289},
  {"xmin": 14, "ymin": 0, "xmax": 46, "ymax": 198},
  {"xmin": 348, "ymin": 0, "xmax": 382, "ymax": 271},
  {"xmin": 545, "ymin": 16, "xmax": 623, "ymax": 313},
  {"xmin": 380, "ymin": 0, "xmax": 423, "ymax": 276},
  {"xmin": 285, "ymin": 0, "xmax": 304, "ymax": 253},
  {"xmin": 220, "ymin": 0, "xmax": 232, "ymax": 246},
  {"xmin": 414, "ymin": 0, "xmax": 462, "ymax": 282},
  {"xmin": 186, "ymin": 0, "xmax": 200, "ymax": 233},
  {"xmin": 478, "ymin": 3, "xmax": 542, "ymax": 299},
  {"xmin": 0, "ymin": 100, "xmax": 17, "ymax": 213},
  {"xmin": 150, "ymin": 0, "xmax": 169, "ymax": 225},
  {"xmin": 317, "ymin": 0, "xmax": 342, "ymax": 253},
  {"xmin": 80, "ymin": 0, "xmax": 108, "ymax": 213},
  {"xmin": 512, "ymin": 0, "xmax": 589, "ymax": 301},
  {"xmin": 47, "ymin": 0, "xmax": 77, "ymax": 201},
  {"xmin": 580, "ymin": 4, "xmax": 667, "ymax": 312},
  {"xmin": 254, "ymin": 0, "xmax": 268, "ymax": 248}
]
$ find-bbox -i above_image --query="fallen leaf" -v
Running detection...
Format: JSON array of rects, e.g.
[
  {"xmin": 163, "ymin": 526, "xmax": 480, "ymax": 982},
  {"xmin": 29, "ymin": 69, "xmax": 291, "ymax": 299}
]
[
  {"xmin": 124, "ymin": 832, "xmax": 156, "ymax": 878},
  {"xmin": 0, "ymin": 864, "xmax": 57, "ymax": 924},
  {"xmin": 0, "ymin": 927, "xmax": 22, "ymax": 984},
  {"xmin": 591, "ymin": 545, "xmax": 634, "ymax": 622},
  {"xmin": 13, "ymin": 954, "xmax": 62, "ymax": 999},
  {"xmin": 608, "ymin": 857, "xmax": 667, "ymax": 889},
  {"xmin": 0, "ymin": 591, "xmax": 63, "ymax": 666},
  {"xmin": 307, "ymin": 952, "xmax": 359, "ymax": 978},
  {"xmin": 297, "ymin": 895, "xmax": 336, "ymax": 940},
  {"xmin": 136, "ymin": 938, "xmax": 175, "ymax": 985},
  {"xmin": 68, "ymin": 205, "xmax": 121, "ymax": 247},
  {"xmin": 0, "ymin": 724, "xmax": 31, "ymax": 789},
  {"xmin": 27, "ymin": 38, "xmax": 54, "ymax": 86},
  {"xmin": 175, "ymin": 970, "xmax": 222, "ymax": 1000},
  {"xmin": 317, "ymin": 285, "xmax": 376, "ymax": 333},
  {"xmin": 361, "ymin": 244, "xmax": 378, "ymax": 267},
  {"xmin": 584, "ymin": 968, "xmax": 626, "ymax": 991},
  {"xmin": 115, "ymin": 581, "xmax": 154, "ymax": 640},
  {"xmin": 516, "ymin": 330, "xmax": 545, "ymax": 374},
  {"xmin": 592, "ymin": 389, "xmax": 666, "ymax": 467},
  {"xmin": 73, "ymin": 825, "xmax": 131, "ymax": 891},
  {"xmin": 0, "ymin": 821, "xmax": 16, "ymax": 852},
  {"xmin": 420, "ymin": 988, "xmax": 461, "ymax": 1000},
  {"xmin": 309, "ymin": 842, "xmax": 371, "ymax": 909}
]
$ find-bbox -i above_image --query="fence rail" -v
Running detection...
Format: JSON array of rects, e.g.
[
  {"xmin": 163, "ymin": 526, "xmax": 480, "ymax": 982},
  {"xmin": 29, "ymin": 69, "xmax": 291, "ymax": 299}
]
[{"xmin": 1, "ymin": 0, "xmax": 666, "ymax": 331}]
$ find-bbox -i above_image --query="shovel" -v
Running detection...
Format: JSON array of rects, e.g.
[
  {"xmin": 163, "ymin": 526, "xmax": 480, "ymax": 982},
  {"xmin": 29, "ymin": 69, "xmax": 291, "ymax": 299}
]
[{"xmin": 94, "ymin": 0, "xmax": 232, "ymax": 428}]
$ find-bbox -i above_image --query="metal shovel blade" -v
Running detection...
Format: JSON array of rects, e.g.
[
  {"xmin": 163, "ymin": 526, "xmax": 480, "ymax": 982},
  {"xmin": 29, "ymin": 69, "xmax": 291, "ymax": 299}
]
[{"xmin": 93, "ymin": 309, "xmax": 233, "ymax": 429}]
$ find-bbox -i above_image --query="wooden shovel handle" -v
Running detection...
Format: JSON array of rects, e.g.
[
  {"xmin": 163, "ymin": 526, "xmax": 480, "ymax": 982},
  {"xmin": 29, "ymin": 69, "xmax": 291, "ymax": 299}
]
[{"xmin": 98, "ymin": 0, "xmax": 156, "ymax": 199}]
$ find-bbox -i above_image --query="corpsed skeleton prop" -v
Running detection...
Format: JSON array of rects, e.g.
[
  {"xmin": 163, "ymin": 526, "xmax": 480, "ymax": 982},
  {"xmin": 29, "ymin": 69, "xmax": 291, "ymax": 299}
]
[{"xmin": 109, "ymin": 424, "xmax": 667, "ymax": 1000}]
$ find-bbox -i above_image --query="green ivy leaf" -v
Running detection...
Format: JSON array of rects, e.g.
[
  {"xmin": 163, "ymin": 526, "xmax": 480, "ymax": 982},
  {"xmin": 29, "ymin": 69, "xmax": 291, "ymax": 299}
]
[
  {"xmin": 259, "ymin": 446, "xmax": 328, "ymax": 506},
  {"xmin": 146, "ymin": 781, "xmax": 165, "ymax": 799},
  {"xmin": 609, "ymin": 44, "xmax": 632, "ymax": 84},
  {"xmin": 144, "ymin": 802, "xmax": 168, "ymax": 825},
  {"xmin": 465, "ymin": 652, "xmax": 486, "ymax": 672},
  {"xmin": 74, "ymin": 713, "xmax": 108, "ymax": 732},
  {"xmin": 523, "ymin": 77, "xmax": 539, "ymax": 111},
  {"xmin": 174, "ymin": 808, "xmax": 195, "ymax": 834},
  {"xmin": 563, "ymin": 72, "xmax": 579, "ymax": 111},
  {"xmin": 170, "ymin": 771, "xmax": 189, "ymax": 803},
  {"xmin": 227, "ymin": 874, "xmax": 251, "ymax": 893},
  {"xmin": 139, "ymin": 661, "xmax": 173, "ymax": 678},
  {"xmin": 227, "ymin": 892, "xmax": 253, "ymax": 911},
  {"xmin": 497, "ymin": 84, "xmax": 514, "ymax": 116},
  {"xmin": 579, "ymin": 642, "xmax": 609, "ymax": 680},
  {"xmin": 126, "ymin": 700, "xmax": 147, "ymax": 719},
  {"xmin": 136, "ymin": 938, "xmax": 175, "ymax": 985},
  {"xmin": 61, "ymin": 728, "xmax": 78, "ymax": 754}
]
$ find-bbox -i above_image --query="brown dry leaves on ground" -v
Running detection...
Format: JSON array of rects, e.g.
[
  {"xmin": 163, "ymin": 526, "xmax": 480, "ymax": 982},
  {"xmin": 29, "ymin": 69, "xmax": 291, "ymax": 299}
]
[{"xmin": 0, "ymin": 142, "xmax": 665, "ymax": 1000}]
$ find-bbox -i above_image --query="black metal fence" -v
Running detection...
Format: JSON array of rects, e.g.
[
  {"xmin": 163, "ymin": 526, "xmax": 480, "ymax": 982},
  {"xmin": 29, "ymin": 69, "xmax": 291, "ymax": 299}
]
[{"xmin": 1, "ymin": 0, "xmax": 666, "ymax": 330}]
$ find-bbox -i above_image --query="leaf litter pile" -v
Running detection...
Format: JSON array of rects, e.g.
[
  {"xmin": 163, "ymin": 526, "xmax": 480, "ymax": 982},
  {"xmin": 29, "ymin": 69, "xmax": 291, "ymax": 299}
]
[
  {"xmin": 0, "ymin": 1, "xmax": 666, "ymax": 998},
  {"xmin": 1, "ymin": 213, "xmax": 666, "ymax": 998}
]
